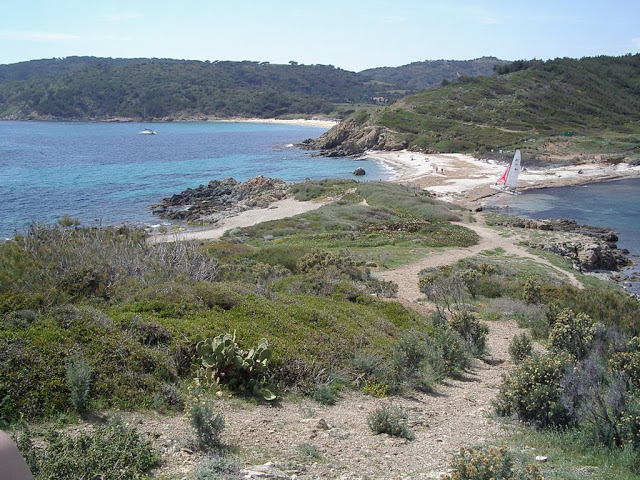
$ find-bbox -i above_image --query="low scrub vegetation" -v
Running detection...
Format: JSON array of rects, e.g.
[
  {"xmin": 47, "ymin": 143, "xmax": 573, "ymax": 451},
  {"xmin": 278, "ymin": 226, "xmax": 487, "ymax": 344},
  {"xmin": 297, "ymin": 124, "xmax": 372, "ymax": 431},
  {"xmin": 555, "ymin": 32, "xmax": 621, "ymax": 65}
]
[
  {"xmin": 367, "ymin": 403, "xmax": 415, "ymax": 440},
  {"xmin": 3, "ymin": 180, "xmax": 640, "ymax": 479},
  {"xmin": 13, "ymin": 419, "xmax": 158, "ymax": 480}
]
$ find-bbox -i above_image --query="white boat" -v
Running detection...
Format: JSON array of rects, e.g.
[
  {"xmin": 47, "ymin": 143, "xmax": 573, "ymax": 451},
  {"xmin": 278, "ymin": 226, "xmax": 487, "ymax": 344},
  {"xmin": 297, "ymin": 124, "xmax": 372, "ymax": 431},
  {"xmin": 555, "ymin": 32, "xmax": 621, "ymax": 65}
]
[
  {"xmin": 139, "ymin": 108, "xmax": 156, "ymax": 135},
  {"xmin": 490, "ymin": 149, "xmax": 521, "ymax": 195}
]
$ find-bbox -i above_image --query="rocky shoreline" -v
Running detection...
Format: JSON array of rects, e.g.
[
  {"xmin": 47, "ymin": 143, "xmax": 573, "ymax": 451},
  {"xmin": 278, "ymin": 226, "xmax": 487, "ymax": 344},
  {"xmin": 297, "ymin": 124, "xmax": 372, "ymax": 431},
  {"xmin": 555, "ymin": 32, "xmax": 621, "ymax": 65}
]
[
  {"xmin": 150, "ymin": 174, "xmax": 637, "ymax": 292},
  {"xmin": 297, "ymin": 117, "xmax": 405, "ymax": 156},
  {"xmin": 486, "ymin": 213, "xmax": 638, "ymax": 290},
  {"xmin": 150, "ymin": 176, "xmax": 290, "ymax": 225}
]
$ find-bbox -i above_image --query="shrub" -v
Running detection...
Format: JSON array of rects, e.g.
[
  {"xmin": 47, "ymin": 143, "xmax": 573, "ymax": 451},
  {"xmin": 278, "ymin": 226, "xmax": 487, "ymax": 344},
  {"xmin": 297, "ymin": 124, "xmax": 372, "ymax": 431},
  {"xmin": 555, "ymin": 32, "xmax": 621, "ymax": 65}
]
[
  {"xmin": 152, "ymin": 383, "xmax": 184, "ymax": 411},
  {"xmin": 312, "ymin": 384, "xmax": 338, "ymax": 405},
  {"xmin": 548, "ymin": 309, "xmax": 595, "ymax": 360},
  {"xmin": 432, "ymin": 326, "xmax": 473, "ymax": 378},
  {"xmin": 494, "ymin": 352, "xmax": 573, "ymax": 428},
  {"xmin": 562, "ymin": 354, "xmax": 630, "ymax": 448},
  {"xmin": 14, "ymin": 418, "xmax": 158, "ymax": 480},
  {"xmin": 188, "ymin": 396, "xmax": 226, "ymax": 452},
  {"xmin": 361, "ymin": 380, "xmax": 389, "ymax": 398},
  {"xmin": 296, "ymin": 249, "xmax": 358, "ymax": 277},
  {"xmin": 297, "ymin": 442, "xmax": 323, "ymax": 461},
  {"xmin": 509, "ymin": 333, "xmax": 533, "ymax": 364},
  {"xmin": 389, "ymin": 331, "xmax": 443, "ymax": 392},
  {"xmin": 193, "ymin": 453, "xmax": 241, "ymax": 480},
  {"xmin": 449, "ymin": 310, "xmax": 489, "ymax": 357},
  {"xmin": 367, "ymin": 403, "xmax": 415, "ymax": 440},
  {"xmin": 195, "ymin": 332, "xmax": 276, "ymax": 401},
  {"xmin": 442, "ymin": 445, "xmax": 543, "ymax": 480},
  {"xmin": 523, "ymin": 277, "xmax": 543, "ymax": 304},
  {"xmin": 65, "ymin": 356, "xmax": 93, "ymax": 412},
  {"xmin": 610, "ymin": 336, "xmax": 640, "ymax": 389}
]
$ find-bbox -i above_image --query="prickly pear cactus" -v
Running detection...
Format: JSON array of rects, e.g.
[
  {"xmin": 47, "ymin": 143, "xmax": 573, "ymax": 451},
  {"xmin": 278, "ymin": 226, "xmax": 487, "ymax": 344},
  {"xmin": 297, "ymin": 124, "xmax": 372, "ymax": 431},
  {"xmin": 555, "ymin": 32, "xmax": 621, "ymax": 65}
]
[{"xmin": 195, "ymin": 332, "xmax": 275, "ymax": 400}]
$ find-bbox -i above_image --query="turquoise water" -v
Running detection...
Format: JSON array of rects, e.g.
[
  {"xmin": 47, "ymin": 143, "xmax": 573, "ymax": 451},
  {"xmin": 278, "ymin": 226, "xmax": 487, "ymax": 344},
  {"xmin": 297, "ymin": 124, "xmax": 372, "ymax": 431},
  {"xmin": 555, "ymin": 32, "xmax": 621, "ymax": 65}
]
[
  {"xmin": 0, "ymin": 121, "xmax": 392, "ymax": 238},
  {"xmin": 486, "ymin": 178, "xmax": 640, "ymax": 294}
]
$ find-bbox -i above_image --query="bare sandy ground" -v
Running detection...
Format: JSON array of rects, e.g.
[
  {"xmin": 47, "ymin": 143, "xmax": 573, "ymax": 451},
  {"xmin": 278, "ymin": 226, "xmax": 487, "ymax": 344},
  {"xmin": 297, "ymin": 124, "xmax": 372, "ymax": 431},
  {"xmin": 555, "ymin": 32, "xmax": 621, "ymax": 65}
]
[
  {"xmin": 224, "ymin": 117, "xmax": 338, "ymax": 128},
  {"xmin": 366, "ymin": 149, "xmax": 640, "ymax": 207},
  {"xmin": 149, "ymin": 197, "xmax": 331, "ymax": 243}
]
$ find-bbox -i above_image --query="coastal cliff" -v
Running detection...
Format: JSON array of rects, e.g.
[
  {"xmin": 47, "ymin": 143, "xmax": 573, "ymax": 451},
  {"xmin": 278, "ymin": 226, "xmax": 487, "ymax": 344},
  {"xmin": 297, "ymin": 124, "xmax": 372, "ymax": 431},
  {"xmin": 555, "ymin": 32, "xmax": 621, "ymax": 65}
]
[{"xmin": 297, "ymin": 117, "xmax": 406, "ymax": 157}]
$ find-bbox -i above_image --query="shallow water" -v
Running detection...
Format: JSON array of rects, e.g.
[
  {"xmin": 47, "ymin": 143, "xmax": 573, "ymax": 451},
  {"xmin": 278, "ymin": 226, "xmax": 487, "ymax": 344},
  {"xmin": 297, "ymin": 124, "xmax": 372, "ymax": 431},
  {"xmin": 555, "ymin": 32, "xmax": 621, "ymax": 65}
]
[
  {"xmin": 486, "ymin": 178, "xmax": 640, "ymax": 294},
  {"xmin": 1, "ymin": 121, "xmax": 392, "ymax": 238}
]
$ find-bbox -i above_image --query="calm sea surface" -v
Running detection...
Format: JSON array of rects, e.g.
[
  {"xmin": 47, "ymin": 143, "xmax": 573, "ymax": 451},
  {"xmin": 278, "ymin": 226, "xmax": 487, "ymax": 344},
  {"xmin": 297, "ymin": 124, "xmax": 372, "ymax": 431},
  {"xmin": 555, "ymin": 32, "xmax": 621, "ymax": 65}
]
[
  {"xmin": 0, "ymin": 121, "xmax": 392, "ymax": 239},
  {"xmin": 486, "ymin": 178, "xmax": 640, "ymax": 294}
]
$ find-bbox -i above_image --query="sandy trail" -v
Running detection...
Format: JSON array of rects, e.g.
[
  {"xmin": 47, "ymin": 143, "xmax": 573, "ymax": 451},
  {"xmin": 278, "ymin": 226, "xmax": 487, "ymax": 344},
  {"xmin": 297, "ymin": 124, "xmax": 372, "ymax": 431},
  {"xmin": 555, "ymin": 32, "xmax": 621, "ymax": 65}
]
[
  {"xmin": 375, "ymin": 214, "xmax": 583, "ymax": 302},
  {"xmin": 149, "ymin": 197, "xmax": 330, "ymax": 244}
]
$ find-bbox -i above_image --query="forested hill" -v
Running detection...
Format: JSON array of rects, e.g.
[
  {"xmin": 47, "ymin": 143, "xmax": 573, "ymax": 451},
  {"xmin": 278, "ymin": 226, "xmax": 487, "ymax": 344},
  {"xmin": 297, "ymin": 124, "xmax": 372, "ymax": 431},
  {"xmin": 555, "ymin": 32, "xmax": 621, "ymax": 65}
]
[
  {"xmin": 359, "ymin": 56, "xmax": 507, "ymax": 91},
  {"xmin": 0, "ymin": 56, "xmax": 505, "ymax": 121},
  {"xmin": 303, "ymin": 54, "xmax": 640, "ymax": 157}
]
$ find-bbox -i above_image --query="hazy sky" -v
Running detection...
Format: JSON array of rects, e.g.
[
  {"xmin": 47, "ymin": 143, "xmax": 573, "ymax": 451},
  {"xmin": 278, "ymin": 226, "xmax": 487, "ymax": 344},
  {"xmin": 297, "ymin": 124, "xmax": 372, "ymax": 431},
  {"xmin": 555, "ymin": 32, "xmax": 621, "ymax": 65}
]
[{"xmin": 1, "ymin": 0, "xmax": 638, "ymax": 71}]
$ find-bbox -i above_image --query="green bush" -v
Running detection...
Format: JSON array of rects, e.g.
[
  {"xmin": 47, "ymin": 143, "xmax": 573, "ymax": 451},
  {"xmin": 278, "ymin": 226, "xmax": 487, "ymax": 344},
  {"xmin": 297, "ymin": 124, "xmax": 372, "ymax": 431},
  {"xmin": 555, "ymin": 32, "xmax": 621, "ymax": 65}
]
[
  {"xmin": 432, "ymin": 326, "xmax": 473, "ymax": 378},
  {"xmin": 188, "ymin": 396, "xmax": 226, "ymax": 452},
  {"xmin": 508, "ymin": 333, "xmax": 533, "ymax": 365},
  {"xmin": 449, "ymin": 310, "xmax": 489, "ymax": 357},
  {"xmin": 442, "ymin": 445, "xmax": 542, "ymax": 480},
  {"xmin": 312, "ymin": 384, "xmax": 338, "ymax": 405},
  {"xmin": 548, "ymin": 308, "xmax": 595, "ymax": 360},
  {"xmin": 522, "ymin": 277, "xmax": 543, "ymax": 304},
  {"xmin": 195, "ymin": 332, "xmax": 275, "ymax": 401},
  {"xmin": 14, "ymin": 419, "xmax": 158, "ymax": 480},
  {"xmin": 494, "ymin": 352, "xmax": 573, "ymax": 428},
  {"xmin": 610, "ymin": 336, "xmax": 640, "ymax": 390},
  {"xmin": 367, "ymin": 403, "xmax": 415, "ymax": 440},
  {"xmin": 65, "ymin": 356, "xmax": 93, "ymax": 412},
  {"xmin": 389, "ymin": 331, "xmax": 443, "ymax": 393},
  {"xmin": 193, "ymin": 454, "xmax": 242, "ymax": 480}
]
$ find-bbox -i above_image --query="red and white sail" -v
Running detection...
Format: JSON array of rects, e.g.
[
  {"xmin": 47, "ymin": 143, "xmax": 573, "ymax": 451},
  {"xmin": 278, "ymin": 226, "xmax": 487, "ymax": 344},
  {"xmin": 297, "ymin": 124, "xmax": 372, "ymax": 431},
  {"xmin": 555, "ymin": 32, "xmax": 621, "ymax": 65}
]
[{"xmin": 491, "ymin": 149, "xmax": 521, "ymax": 194}]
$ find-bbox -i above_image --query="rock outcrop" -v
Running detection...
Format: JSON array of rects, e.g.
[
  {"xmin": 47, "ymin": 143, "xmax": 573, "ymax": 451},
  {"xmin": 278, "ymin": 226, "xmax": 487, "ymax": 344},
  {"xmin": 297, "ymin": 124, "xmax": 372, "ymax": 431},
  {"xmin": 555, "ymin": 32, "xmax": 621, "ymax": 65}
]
[
  {"xmin": 534, "ymin": 240, "xmax": 631, "ymax": 272},
  {"xmin": 488, "ymin": 215, "xmax": 633, "ymax": 272},
  {"xmin": 297, "ymin": 117, "xmax": 407, "ymax": 156},
  {"xmin": 150, "ymin": 176, "xmax": 289, "ymax": 225}
]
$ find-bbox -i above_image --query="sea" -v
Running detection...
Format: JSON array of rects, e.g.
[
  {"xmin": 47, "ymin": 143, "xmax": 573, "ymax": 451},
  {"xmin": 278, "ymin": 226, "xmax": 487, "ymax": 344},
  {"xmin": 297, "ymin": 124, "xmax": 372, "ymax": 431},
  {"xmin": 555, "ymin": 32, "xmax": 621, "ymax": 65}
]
[
  {"xmin": 485, "ymin": 178, "xmax": 640, "ymax": 295},
  {"xmin": 0, "ymin": 121, "xmax": 393, "ymax": 239}
]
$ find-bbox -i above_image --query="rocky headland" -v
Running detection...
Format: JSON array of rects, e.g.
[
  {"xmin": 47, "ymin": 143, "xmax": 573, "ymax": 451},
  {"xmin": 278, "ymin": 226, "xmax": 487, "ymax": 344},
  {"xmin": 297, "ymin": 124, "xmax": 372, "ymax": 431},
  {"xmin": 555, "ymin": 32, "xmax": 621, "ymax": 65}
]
[
  {"xmin": 487, "ymin": 215, "xmax": 636, "ymax": 283},
  {"xmin": 297, "ymin": 117, "xmax": 406, "ymax": 157},
  {"xmin": 150, "ymin": 176, "xmax": 290, "ymax": 225}
]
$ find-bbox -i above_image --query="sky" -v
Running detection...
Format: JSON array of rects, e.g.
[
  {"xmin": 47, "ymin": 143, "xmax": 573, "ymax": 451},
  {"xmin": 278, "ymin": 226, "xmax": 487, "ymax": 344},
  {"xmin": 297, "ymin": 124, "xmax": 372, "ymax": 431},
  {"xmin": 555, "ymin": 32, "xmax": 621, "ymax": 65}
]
[{"xmin": 0, "ymin": 0, "xmax": 638, "ymax": 71}]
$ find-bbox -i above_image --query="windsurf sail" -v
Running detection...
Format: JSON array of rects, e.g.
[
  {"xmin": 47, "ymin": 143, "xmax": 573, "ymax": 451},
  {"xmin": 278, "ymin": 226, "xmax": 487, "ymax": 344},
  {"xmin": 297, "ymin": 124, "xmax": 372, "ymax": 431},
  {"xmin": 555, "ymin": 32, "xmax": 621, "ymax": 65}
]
[{"xmin": 490, "ymin": 149, "xmax": 521, "ymax": 195}]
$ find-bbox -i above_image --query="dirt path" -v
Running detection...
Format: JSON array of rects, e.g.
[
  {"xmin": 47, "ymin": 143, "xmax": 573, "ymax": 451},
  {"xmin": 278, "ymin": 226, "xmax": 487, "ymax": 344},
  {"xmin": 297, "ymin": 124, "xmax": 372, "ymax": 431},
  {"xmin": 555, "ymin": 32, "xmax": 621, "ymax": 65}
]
[
  {"xmin": 142, "ymin": 317, "xmax": 524, "ymax": 479},
  {"xmin": 140, "ymin": 214, "xmax": 562, "ymax": 479},
  {"xmin": 375, "ymin": 214, "xmax": 582, "ymax": 301}
]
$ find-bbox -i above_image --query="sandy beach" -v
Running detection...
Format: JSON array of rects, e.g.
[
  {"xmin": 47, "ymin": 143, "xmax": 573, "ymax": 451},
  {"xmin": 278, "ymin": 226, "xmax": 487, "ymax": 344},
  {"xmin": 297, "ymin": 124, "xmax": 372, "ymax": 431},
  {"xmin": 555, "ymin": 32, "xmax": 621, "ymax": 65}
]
[
  {"xmin": 366, "ymin": 149, "xmax": 640, "ymax": 207},
  {"xmin": 152, "ymin": 149, "xmax": 640, "ymax": 242},
  {"xmin": 224, "ymin": 117, "xmax": 338, "ymax": 129}
]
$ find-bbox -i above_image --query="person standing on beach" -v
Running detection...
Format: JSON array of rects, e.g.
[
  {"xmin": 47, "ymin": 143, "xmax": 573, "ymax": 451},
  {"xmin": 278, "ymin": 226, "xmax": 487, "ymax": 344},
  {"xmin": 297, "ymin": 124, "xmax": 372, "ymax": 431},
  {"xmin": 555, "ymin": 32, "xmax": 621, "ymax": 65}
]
[{"xmin": 0, "ymin": 431, "xmax": 34, "ymax": 480}]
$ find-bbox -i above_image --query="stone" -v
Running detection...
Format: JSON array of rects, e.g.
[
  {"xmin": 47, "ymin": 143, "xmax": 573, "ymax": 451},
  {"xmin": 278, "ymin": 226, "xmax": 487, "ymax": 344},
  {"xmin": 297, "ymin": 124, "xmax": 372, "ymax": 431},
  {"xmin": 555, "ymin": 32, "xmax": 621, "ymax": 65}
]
[
  {"xmin": 240, "ymin": 462, "xmax": 291, "ymax": 479},
  {"xmin": 353, "ymin": 167, "xmax": 366, "ymax": 176}
]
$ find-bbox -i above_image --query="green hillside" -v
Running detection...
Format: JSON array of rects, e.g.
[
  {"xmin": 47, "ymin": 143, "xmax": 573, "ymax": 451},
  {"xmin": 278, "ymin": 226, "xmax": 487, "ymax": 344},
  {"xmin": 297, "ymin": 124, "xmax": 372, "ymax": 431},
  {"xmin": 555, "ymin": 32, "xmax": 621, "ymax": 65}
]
[
  {"xmin": 359, "ymin": 56, "xmax": 507, "ymax": 92},
  {"xmin": 0, "ymin": 56, "xmax": 506, "ymax": 121},
  {"xmin": 0, "ymin": 58, "xmax": 384, "ymax": 120},
  {"xmin": 348, "ymin": 55, "xmax": 640, "ymax": 156}
]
